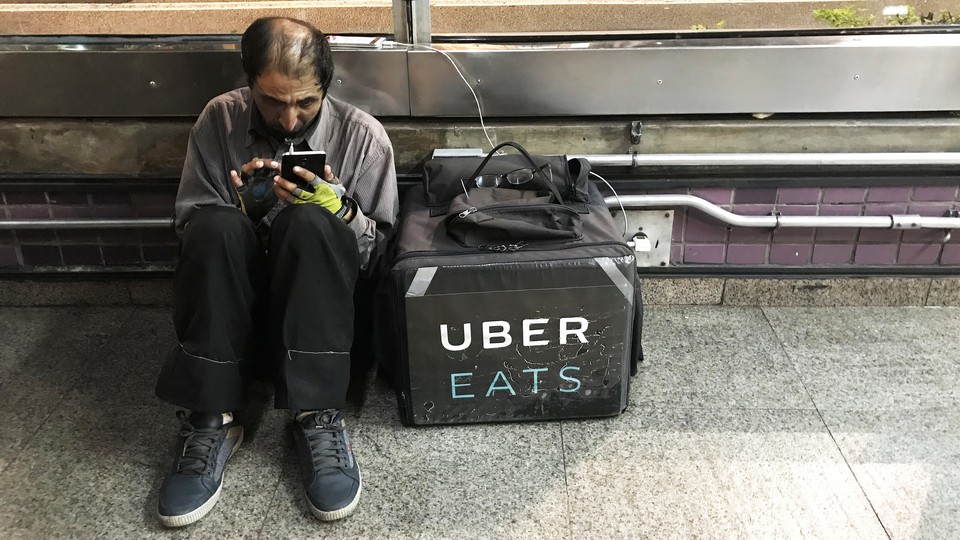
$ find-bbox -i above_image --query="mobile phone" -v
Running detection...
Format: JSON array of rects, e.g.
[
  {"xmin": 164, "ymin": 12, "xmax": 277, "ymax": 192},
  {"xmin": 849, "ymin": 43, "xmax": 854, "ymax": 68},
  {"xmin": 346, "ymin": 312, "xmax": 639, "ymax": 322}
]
[{"xmin": 280, "ymin": 150, "xmax": 327, "ymax": 193}]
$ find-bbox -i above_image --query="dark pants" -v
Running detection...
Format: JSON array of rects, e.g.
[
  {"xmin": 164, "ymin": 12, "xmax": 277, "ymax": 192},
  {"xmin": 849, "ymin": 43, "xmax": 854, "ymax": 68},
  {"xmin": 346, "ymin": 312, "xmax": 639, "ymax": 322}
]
[{"xmin": 155, "ymin": 204, "xmax": 360, "ymax": 413}]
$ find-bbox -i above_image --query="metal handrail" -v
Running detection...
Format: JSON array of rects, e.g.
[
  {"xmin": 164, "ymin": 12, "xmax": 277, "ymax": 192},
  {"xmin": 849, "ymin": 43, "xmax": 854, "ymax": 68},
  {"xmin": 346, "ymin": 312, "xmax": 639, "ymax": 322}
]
[
  {"xmin": 0, "ymin": 218, "xmax": 173, "ymax": 229},
  {"xmin": 606, "ymin": 194, "xmax": 960, "ymax": 230},
  {"xmin": 576, "ymin": 152, "xmax": 960, "ymax": 168}
]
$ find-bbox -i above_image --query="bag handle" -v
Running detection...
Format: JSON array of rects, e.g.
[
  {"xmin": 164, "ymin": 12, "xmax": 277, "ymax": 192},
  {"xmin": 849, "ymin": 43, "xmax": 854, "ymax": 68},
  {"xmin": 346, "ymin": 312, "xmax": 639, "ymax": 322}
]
[{"xmin": 465, "ymin": 142, "xmax": 566, "ymax": 205}]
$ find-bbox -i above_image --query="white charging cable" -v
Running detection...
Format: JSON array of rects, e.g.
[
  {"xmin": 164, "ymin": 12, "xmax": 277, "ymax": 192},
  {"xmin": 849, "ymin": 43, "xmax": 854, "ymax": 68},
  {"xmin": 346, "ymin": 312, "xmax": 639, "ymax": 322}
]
[
  {"xmin": 589, "ymin": 171, "xmax": 628, "ymax": 238},
  {"xmin": 384, "ymin": 40, "xmax": 497, "ymax": 152}
]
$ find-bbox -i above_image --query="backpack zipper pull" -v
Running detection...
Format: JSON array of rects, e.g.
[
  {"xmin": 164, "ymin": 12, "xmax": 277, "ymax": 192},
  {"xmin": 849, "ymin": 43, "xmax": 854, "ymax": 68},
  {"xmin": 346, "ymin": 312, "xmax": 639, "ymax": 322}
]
[
  {"xmin": 458, "ymin": 207, "xmax": 478, "ymax": 219},
  {"xmin": 507, "ymin": 241, "xmax": 528, "ymax": 251}
]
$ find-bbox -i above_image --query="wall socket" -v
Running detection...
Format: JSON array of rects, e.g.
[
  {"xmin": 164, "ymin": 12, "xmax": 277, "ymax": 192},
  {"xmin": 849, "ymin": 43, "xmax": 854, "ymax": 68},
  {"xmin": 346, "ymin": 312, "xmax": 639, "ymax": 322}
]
[{"xmin": 615, "ymin": 210, "xmax": 674, "ymax": 267}]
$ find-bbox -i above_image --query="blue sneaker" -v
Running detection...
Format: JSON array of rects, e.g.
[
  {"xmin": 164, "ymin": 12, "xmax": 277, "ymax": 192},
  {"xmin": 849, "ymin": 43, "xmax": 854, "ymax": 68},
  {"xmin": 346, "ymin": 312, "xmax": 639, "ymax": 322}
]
[
  {"xmin": 157, "ymin": 411, "xmax": 243, "ymax": 527},
  {"xmin": 292, "ymin": 409, "xmax": 362, "ymax": 521}
]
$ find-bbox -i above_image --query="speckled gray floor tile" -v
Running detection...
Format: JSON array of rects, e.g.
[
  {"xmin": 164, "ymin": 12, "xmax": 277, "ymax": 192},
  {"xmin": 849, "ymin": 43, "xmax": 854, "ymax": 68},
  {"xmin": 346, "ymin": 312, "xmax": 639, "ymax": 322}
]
[
  {"xmin": 0, "ymin": 307, "xmax": 134, "ymax": 473},
  {"xmin": 822, "ymin": 409, "xmax": 960, "ymax": 540},
  {"xmin": 926, "ymin": 278, "xmax": 960, "ymax": 306},
  {"xmin": 563, "ymin": 407, "xmax": 886, "ymax": 539},
  {"xmin": 763, "ymin": 307, "xmax": 960, "ymax": 409},
  {"xmin": 5, "ymin": 304, "xmax": 958, "ymax": 538},
  {"xmin": 641, "ymin": 278, "xmax": 723, "ymax": 305},
  {"xmin": 258, "ymin": 394, "xmax": 568, "ymax": 540},
  {"xmin": 0, "ymin": 306, "xmax": 287, "ymax": 539},
  {"xmin": 723, "ymin": 278, "xmax": 930, "ymax": 307},
  {"xmin": 632, "ymin": 306, "xmax": 813, "ymax": 409}
]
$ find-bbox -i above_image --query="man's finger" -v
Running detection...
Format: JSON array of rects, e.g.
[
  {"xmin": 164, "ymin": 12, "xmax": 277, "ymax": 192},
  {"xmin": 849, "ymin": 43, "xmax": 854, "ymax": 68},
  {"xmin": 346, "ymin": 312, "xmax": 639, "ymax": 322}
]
[
  {"xmin": 240, "ymin": 158, "xmax": 278, "ymax": 176},
  {"xmin": 229, "ymin": 169, "xmax": 243, "ymax": 188},
  {"xmin": 240, "ymin": 159, "xmax": 264, "ymax": 176},
  {"xmin": 274, "ymin": 175, "xmax": 297, "ymax": 199},
  {"xmin": 323, "ymin": 164, "xmax": 341, "ymax": 184}
]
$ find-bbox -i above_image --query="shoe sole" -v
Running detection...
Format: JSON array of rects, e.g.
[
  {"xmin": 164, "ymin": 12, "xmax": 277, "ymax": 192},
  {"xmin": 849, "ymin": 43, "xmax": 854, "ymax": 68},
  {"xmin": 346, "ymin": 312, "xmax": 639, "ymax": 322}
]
[
  {"xmin": 306, "ymin": 469, "xmax": 362, "ymax": 522},
  {"xmin": 157, "ymin": 430, "xmax": 244, "ymax": 528}
]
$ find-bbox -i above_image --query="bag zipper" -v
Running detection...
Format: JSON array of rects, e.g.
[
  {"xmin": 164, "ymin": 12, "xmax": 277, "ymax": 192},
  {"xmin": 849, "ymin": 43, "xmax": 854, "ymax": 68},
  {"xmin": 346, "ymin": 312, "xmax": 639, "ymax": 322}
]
[
  {"xmin": 391, "ymin": 239, "xmax": 631, "ymax": 265},
  {"xmin": 449, "ymin": 202, "xmax": 579, "ymax": 224},
  {"xmin": 478, "ymin": 241, "xmax": 528, "ymax": 252}
]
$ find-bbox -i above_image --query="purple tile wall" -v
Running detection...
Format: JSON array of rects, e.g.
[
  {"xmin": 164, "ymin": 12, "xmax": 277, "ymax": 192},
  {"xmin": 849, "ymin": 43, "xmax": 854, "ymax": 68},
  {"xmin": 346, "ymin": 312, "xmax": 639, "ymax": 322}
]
[
  {"xmin": 812, "ymin": 244, "xmax": 855, "ymax": 264},
  {"xmin": 777, "ymin": 188, "xmax": 821, "ymax": 204},
  {"xmin": 668, "ymin": 184, "xmax": 960, "ymax": 268},
  {"xmin": 913, "ymin": 186, "xmax": 958, "ymax": 201},
  {"xmin": 2, "ymin": 183, "xmax": 959, "ymax": 272},
  {"xmin": 822, "ymin": 188, "xmax": 866, "ymax": 204},
  {"xmin": 726, "ymin": 244, "xmax": 767, "ymax": 264},
  {"xmin": 684, "ymin": 244, "xmax": 726, "ymax": 264},
  {"xmin": 867, "ymin": 187, "xmax": 912, "ymax": 203},
  {"xmin": 770, "ymin": 244, "xmax": 812, "ymax": 265},
  {"xmin": 685, "ymin": 212, "xmax": 728, "ymax": 243},
  {"xmin": 943, "ymin": 244, "xmax": 960, "ymax": 265},
  {"xmin": 855, "ymin": 244, "xmax": 899, "ymax": 265},
  {"xmin": 898, "ymin": 244, "xmax": 941, "ymax": 265}
]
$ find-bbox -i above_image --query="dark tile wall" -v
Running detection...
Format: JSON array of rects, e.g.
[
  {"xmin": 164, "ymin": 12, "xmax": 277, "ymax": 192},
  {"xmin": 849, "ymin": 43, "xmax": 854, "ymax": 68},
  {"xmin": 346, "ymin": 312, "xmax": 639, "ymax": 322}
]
[
  {"xmin": 1, "ymin": 184, "xmax": 959, "ymax": 271},
  {"xmin": 0, "ymin": 189, "xmax": 178, "ymax": 271}
]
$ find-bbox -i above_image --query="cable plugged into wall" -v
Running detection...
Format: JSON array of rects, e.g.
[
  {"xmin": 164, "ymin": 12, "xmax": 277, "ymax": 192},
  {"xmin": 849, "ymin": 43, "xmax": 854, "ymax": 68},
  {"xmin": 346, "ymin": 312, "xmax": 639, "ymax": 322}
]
[{"xmin": 384, "ymin": 40, "xmax": 497, "ymax": 152}]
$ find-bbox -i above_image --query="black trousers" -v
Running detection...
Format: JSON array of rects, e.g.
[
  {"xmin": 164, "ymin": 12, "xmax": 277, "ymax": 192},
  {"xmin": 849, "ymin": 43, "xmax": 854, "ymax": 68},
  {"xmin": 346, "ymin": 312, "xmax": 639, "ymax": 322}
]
[{"xmin": 155, "ymin": 204, "xmax": 360, "ymax": 412}]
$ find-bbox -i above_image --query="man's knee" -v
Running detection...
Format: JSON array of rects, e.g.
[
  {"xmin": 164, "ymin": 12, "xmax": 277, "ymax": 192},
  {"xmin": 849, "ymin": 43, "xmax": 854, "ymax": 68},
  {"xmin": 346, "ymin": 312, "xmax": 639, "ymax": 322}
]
[
  {"xmin": 274, "ymin": 204, "xmax": 355, "ymax": 246},
  {"xmin": 280, "ymin": 204, "xmax": 339, "ymax": 232},
  {"xmin": 182, "ymin": 206, "xmax": 257, "ymax": 249}
]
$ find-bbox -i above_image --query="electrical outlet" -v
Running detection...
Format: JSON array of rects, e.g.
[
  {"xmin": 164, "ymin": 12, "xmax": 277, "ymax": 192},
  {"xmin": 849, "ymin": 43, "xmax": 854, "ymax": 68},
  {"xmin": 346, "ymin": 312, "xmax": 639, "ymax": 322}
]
[{"xmin": 617, "ymin": 210, "xmax": 674, "ymax": 267}]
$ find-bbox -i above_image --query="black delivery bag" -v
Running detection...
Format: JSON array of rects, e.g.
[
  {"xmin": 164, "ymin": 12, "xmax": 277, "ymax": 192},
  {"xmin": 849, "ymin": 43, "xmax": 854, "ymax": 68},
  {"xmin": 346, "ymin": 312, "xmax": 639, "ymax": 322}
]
[{"xmin": 376, "ymin": 144, "xmax": 643, "ymax": 426}]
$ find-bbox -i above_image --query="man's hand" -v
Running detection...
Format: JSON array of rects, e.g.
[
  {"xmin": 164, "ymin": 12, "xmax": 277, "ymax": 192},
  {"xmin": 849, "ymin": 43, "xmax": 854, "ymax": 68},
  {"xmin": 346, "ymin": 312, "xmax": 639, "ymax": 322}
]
[
  {"xmin": 274, "ymin": 164, "xmax": 350, "ymax": 219},
  {"xmin": 230, "ymin": 158, "xmax": 280, "ymax": 218}
]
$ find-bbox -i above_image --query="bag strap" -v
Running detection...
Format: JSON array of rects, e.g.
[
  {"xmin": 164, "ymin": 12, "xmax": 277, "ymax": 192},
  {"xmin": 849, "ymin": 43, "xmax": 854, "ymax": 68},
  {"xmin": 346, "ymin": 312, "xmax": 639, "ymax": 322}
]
[{"xmin": 465, "ymin": 142, "xmax": 566, "ymax": 205}]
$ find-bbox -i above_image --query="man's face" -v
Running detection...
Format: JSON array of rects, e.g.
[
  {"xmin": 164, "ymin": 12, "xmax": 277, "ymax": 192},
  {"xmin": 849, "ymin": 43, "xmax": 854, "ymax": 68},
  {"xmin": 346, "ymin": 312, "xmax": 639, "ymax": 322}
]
[{"xmin": 251, "ymin": 70, "xmax": 324, "ymax": 138}]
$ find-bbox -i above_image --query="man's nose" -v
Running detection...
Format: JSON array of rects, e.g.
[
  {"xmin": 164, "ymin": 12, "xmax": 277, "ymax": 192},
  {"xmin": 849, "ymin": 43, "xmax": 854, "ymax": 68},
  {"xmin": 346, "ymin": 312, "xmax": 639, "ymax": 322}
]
[{"xmin": 280, "ymin": 109, "xmax": 298, "ymax": 132}]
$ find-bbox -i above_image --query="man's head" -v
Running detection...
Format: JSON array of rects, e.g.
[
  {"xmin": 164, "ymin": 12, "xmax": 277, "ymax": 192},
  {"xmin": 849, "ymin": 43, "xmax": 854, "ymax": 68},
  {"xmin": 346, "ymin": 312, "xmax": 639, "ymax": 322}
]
[{"xmin": 241, "ymin": 17, "xmax": 335, "ymax": 138}]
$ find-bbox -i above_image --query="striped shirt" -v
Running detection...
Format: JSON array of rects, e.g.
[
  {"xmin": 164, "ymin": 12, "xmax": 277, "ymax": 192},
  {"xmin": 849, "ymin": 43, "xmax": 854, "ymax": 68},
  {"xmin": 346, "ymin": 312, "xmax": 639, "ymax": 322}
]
[{"xmin": 174, "ymin": 87, "xmax": 398, "ymax": 270}]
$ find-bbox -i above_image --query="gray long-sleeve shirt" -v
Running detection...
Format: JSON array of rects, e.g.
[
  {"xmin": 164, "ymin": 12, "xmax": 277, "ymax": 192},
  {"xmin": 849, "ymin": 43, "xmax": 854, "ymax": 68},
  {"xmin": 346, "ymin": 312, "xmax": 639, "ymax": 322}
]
[{"xmin": 174, "ymin": 87, "xmax": 398, "ymax": 270}]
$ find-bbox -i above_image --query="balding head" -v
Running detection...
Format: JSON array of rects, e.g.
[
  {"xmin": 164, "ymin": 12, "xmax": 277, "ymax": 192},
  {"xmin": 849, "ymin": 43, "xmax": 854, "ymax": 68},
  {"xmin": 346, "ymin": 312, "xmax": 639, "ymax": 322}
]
[{"xmin": 241, "ymin": 17, "xmax": 335, "ymax": 95}]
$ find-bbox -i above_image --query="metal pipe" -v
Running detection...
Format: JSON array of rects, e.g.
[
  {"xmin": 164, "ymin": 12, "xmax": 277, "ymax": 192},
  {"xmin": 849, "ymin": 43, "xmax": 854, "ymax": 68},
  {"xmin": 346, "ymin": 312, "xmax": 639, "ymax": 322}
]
[
  {"xmin": 577, "ymin": 152, "xmax": 960, "ymax": 168},
  {"xmin": 0, "ymin": 218, "xmax": 174, "ymax": 230},
  {"xmin": 606, "ymin": 194, "xmax": 960, "ymax": 229}
]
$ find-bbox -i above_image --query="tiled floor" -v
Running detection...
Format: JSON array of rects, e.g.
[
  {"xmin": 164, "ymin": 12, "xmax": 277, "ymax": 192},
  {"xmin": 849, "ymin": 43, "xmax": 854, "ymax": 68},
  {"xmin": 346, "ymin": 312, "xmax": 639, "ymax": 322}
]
[{"xmin": 0, "ymin": 304, "xmax": 958, "ymax": 539}]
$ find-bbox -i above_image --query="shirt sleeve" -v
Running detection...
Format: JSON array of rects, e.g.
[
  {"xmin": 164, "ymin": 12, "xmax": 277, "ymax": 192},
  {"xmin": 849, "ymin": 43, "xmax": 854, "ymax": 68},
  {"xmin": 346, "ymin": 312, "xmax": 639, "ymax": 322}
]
[
  {"xmin": 346, "ymin": 138, "xmax": 399, "ymax": 271},
  {"xmin": 173, "ymin": 106, "xmax": 238, "ymax": 237}
]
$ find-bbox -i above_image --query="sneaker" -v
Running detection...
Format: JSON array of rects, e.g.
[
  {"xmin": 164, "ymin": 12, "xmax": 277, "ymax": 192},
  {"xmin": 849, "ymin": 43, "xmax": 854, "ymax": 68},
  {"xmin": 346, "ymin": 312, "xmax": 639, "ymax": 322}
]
[
  {"xmin": 157, "ymin": 411, "xmax": 243, "ymax": 527},
  {"xmin": 292, "ymin": 409, "xmax": 362, "ymax": 521}
]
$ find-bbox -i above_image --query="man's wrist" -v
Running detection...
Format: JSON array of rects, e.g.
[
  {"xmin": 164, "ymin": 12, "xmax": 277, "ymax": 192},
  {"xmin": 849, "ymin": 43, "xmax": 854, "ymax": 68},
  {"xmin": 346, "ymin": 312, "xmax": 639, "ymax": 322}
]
[{"xmin": 337, "ymin": 196, "xmax": 356, "ymax": 222}]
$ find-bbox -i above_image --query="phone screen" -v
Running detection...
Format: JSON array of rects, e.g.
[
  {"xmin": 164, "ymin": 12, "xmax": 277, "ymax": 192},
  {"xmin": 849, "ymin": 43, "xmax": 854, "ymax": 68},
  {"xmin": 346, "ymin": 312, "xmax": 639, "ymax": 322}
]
[{"xmin": 280, "ymin": 151, "xmax": 326, "ymax": 193}]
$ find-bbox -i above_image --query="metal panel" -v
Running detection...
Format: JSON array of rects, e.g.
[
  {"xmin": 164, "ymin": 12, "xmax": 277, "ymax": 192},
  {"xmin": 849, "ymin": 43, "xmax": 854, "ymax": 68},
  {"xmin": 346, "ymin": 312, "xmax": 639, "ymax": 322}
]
[
  {"xmin": 2, "ymin": 33, "xmax": 959, "ymax": 117},
  {"xmin": 0, "ymin": 46, "xmax": 410, "ymax": 117},
  {"xmin": 408, "ymin": 34, "xmax": 960, "ymax": 116}
]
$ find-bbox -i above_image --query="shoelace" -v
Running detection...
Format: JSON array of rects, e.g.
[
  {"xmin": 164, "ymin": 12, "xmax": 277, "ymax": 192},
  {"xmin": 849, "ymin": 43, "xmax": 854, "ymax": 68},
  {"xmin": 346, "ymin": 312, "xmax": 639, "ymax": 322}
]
[
  {"xmin": 176, "ymin": 411, "xmax": 221, "ymax": 475},
  {"xmin": 303, "ymin": 410, "xmax": 348, "ymax": 470}
]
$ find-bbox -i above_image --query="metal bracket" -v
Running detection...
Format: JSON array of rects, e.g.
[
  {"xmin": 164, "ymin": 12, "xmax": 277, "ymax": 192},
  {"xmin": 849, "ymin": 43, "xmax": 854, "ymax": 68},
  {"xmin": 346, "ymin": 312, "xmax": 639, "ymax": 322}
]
[
  {"xmin": 944, "ymin": 209, "xmax": 959, "ymax": 242},
  {"xmin": 769, "ymin": 210, "xmax": 782, "ymax": 230},
  {"xmin": 629, "ymin": 121, "xmax": 643, "ymax": 145},
  {"xmin": 392, "ymin": 0, "xmax": 431, "ymax": 45}
]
